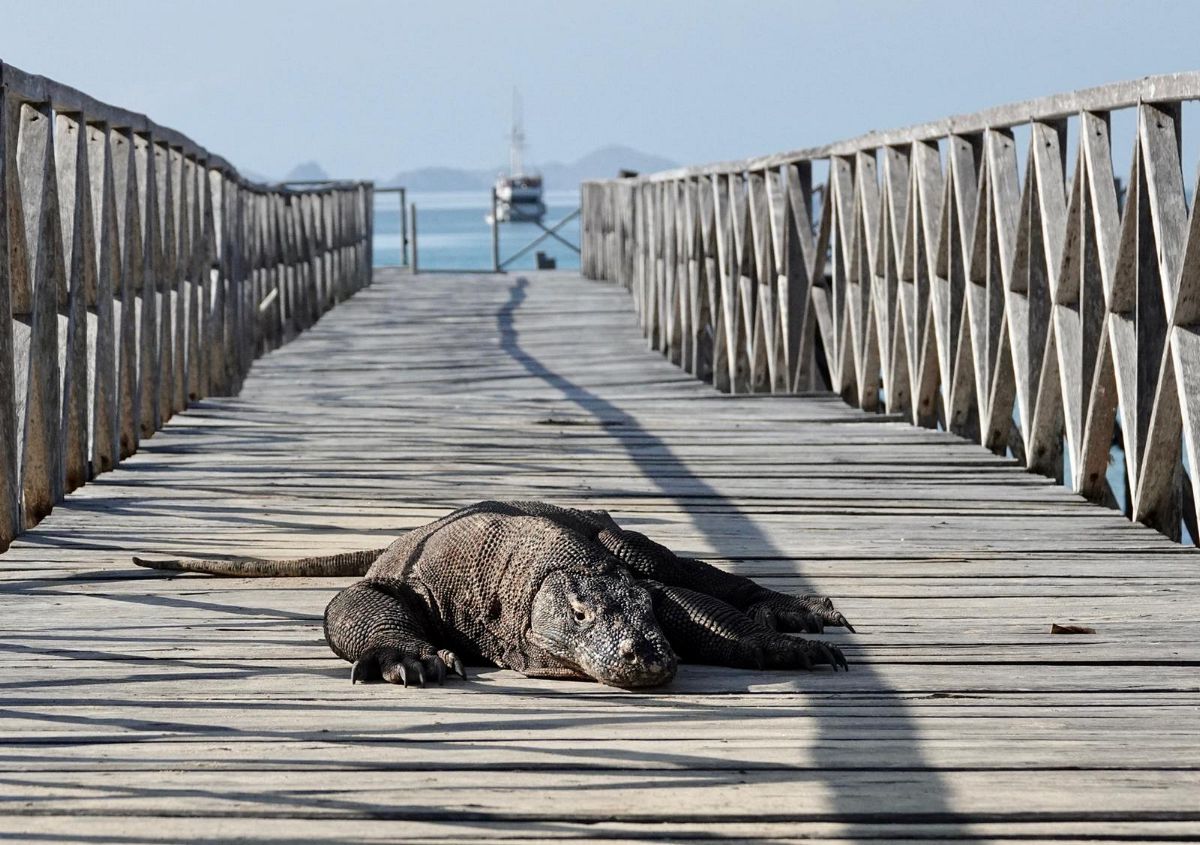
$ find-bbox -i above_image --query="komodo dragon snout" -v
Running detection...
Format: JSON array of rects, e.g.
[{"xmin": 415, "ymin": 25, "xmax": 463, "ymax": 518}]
[{"xmin": 529, "ymin": 570, "xmax": 677, "ymax": 688}]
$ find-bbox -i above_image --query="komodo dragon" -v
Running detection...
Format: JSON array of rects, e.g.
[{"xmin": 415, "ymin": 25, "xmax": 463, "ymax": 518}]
[{"xmin": 135, "ymin": 500, "xmax": 853, "ymax": 689}]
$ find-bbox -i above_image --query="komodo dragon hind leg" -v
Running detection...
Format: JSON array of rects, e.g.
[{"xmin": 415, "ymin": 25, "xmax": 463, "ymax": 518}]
[
  {"xmin": 499, "ymin": 501, "xmax": 855, "ymax": 633},
  {"xmin": 644, "ymin": 581, "xmax": 848, "ymax": 671},
  {"xmin": 594, "ymin": 524, "xmax": 855, "ymax": 634},
  {"xmin": 324, "ymin": 581, "xmax": 467, "ymax": 687}
]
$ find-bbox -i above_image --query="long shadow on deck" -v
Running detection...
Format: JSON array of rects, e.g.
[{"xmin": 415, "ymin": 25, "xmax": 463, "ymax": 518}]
[{"xmin": 498, "ymin": 275, "xmax": 964, "ymax": 835}]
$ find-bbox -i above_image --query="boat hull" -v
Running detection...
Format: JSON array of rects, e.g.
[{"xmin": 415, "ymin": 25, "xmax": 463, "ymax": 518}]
[
  {"xmin": 492, "ymin": 200, "xmax": 547, "ymax": 223},
  {"xmin": 491, "ymin": 177, "xmax": 546, "ymax": 223}
]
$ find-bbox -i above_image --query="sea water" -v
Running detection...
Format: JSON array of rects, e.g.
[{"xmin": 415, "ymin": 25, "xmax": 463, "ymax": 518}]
[{"xmin": 372, "ymin": 189, "xmax": 581, "ymax": 271}]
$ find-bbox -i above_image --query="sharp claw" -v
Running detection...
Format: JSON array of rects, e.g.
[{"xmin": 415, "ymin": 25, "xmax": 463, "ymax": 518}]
[
  {"xmin": 438, "ymin": 650, "xmax": 468, "ymax": 680},
  {"xmin": 425, "ymin": 655, "xmax": 447, "ymax": 685},
  {"xmin": 829, "ymin": 644, "xmax": 847, "ymax": 671},
  {"xmin": 819, "ymin": 643, "xmax": 838, "ymax": 669},
  {"xmin": 403, "ymin": 659, "xmax": 426, "ymax": 688},
  {"xmin": 837, "ymin": 614, "xmax": 857, "ymax": 633},
  {"xmin": 398, "ymin": 665, "xmax": 408, "ymax": 687},
  {"xmin": 352, "ymin": 655, "xmax": 383, "ymax": 684}
]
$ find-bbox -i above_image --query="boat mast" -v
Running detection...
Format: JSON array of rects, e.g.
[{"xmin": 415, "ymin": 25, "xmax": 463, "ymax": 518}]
[{"xmin": 509, "ymin": 87, "xmax": 525, "ymax": 178}]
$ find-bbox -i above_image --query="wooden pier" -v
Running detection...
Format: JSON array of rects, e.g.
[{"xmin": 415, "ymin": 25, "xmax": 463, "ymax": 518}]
[
  {"xmin": 3, "ymin": 268, "xmax": 1199, "ymax": 842},
  {"xmin": 3, "ymin": 59, "xmax": 1200, "ymax": 841}
]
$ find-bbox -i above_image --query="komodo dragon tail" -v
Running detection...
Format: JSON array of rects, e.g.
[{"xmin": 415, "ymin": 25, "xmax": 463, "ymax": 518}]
[{"xmin": 132, "ymin": 548, "xmax": 389, "ymax": 577}]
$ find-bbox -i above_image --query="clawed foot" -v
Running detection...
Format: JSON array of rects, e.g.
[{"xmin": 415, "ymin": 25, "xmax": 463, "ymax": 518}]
[
  {"xmin": 351, "ymin": 647, "xmax": 468, "ymax": 687},
  {"xmin": 754, "ymin": 633, "xmax": 849, "ymax": 672},
  {"xmin": 749, "ymin": 594, "xmax": 855, "ymax": 634}
]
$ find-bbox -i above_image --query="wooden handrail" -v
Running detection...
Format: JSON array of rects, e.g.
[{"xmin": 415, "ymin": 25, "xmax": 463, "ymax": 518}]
[
  {"xmin": 581, "ymin": 72, "xmax": 1200, "ymax": 543},
  {"xmin": 0, "ymin": 60, "xmax": 374, "ymax": 550}
]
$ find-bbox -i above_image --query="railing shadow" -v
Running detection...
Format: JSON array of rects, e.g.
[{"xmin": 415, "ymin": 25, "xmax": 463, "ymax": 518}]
[{"xmin": 495, "ymin": 274, "xmax": 965, "ymax": 836}]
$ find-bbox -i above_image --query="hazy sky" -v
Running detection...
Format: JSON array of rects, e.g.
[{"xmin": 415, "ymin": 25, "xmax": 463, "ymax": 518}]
[{"xmin": 2, "ymin": 1, "xmax": 1198, "ymax": 180}]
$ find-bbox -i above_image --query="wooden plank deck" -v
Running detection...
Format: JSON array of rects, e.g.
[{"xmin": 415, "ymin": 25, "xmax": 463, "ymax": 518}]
[{"xmin": 2, "ymin": 268, "xmax": 1199, "ymax": 842}]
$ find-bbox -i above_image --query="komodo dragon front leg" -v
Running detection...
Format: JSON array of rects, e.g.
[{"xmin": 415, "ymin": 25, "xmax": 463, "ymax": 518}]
[
  {"xmin": 591, "ymin": 519, "xmax": 855, "ymax": 634},
  {"xmin": 324, "ymin": 581, "xmax": 468, "ymax": 687}
]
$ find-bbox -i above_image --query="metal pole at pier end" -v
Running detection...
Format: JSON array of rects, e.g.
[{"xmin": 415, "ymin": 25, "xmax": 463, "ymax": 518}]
[
  {"xmin": 491, "ymin": 187, "xmax": 501, "ymax": 272},
  {"xmin": 401, "ymin": 188, "xmax": 409, "ymax": 266},
  {"xmin": 410, "ymin": 203, "xmax": 419, "ymax": 274}
]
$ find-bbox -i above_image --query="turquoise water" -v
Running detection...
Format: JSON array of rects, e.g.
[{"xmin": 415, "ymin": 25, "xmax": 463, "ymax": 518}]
[{"xmin": 372, "ymin": 189, "xmax": 581, "ymax": 271}]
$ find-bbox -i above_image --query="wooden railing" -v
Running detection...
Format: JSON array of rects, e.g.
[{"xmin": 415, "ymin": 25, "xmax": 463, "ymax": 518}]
[
  {"xmin": 582, "ymin": 73, "xmax": 1200, "ymax": 543},
  {"xmin": 0, "ymin": 62, "xmax": 373, "ymax": 551}
]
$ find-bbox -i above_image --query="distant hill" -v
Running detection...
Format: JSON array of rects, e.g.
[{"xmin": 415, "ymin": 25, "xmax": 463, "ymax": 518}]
[
  {"xmin": 386, "ymin": 166, "xmax": 493, "ymax": 192},
  {"xmin": 284, "ymin": 161, "xmax": 330, "ymax": 182},
  {"xmin": 382, "ymin": 144, "xmax": 677, "ymax": 191},
  {"xmin": 539, "ymin": 145, "xmax": 678, "ymax": 185}
]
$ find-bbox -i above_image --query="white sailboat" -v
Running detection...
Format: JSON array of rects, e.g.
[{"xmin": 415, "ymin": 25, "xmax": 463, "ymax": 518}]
[{"xmin": 489, "ymin": 90, "xmax": 546, "ymax": 224}]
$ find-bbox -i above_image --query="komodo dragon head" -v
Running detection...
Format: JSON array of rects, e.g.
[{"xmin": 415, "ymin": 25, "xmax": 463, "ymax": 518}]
[{"xmin": 527, "ymin": 569, "xmax": 677, "ymax": 688}]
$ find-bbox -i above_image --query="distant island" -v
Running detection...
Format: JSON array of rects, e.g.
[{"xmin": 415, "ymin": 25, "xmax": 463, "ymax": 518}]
[
  {"xmin": 269, "ymin": 145, "xmax": 677, "ymax": 191},
  {"xmin": 282, "ymin": 161, "xmax": 331, "ymax": 182}
]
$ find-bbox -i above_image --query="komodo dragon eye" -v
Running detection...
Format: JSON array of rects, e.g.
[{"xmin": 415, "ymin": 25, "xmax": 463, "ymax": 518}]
[{"xmin": 570, "ymin": 600, "xmax": 591, "ymax": 625}]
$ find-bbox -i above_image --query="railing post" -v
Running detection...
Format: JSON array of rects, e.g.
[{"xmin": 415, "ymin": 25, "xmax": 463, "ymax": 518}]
[
  {"xmin": 400, "ymin": 187, "xmax": 408, "ymax": 267},
  {"xmin": 0, "ymin": 84, "xmax": 17, "ymax": 551},
  {"xmin": 410, "ymin": 202, "xmax": 419, "ymax": 274},
  {"xmin": 491, "ymin": 186, "xmax": 500, "ymax": 273},
  {"xmin": 13, "ymin": 98, "xmax": 66, "ymax": 527}
]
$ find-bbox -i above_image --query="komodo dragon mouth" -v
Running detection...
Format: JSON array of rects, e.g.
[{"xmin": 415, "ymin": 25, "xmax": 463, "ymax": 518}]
[{"xmin": 136, "ymin": 500, "xmax": 851, "ymax": 688}]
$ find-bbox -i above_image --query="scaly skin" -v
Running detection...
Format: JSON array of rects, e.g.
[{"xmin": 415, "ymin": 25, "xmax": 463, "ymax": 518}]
[{"xmin": 137, "ymin": 500, "xmax": 852, "ymax": 688}]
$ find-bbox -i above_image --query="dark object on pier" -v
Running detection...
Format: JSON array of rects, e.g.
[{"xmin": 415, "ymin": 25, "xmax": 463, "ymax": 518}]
[{"xmin": 1051, "ymin": 624, "xmax": 1097, "ymax": 635}]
